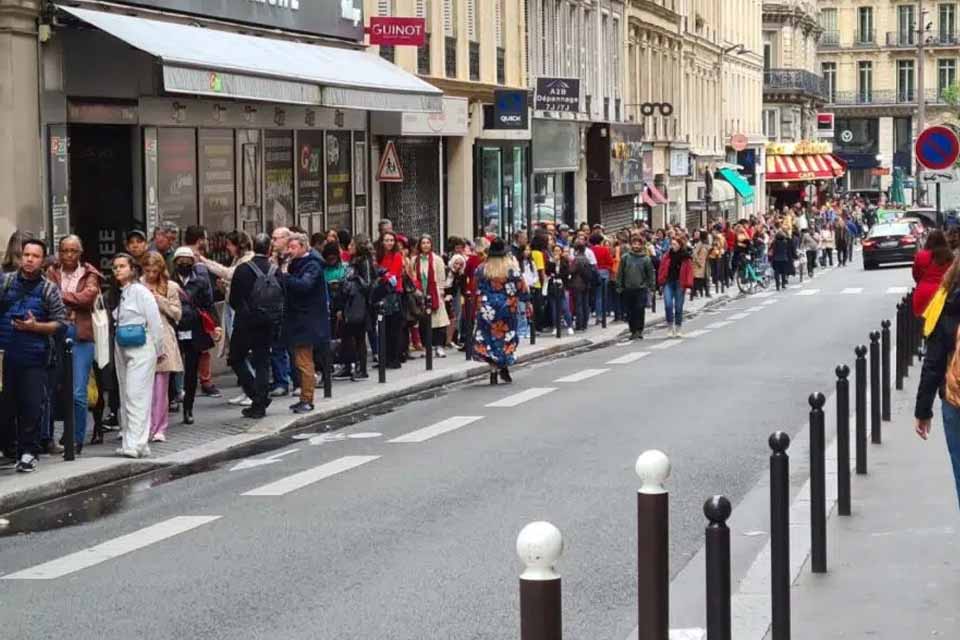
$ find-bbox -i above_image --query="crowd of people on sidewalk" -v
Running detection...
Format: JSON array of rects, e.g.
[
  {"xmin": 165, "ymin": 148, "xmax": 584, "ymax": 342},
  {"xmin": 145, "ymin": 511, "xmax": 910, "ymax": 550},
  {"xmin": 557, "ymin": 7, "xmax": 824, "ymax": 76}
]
[{"xmin": 0, "ymin": 193, "xmax": 874, "ymax": 474}]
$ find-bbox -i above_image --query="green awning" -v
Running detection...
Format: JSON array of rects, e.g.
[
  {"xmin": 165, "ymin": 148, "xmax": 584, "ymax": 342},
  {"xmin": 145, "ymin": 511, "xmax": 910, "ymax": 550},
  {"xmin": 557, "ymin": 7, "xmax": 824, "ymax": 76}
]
[{"xmin": 718, "ymin": 168, "xmax": 755, "ymax": 205}]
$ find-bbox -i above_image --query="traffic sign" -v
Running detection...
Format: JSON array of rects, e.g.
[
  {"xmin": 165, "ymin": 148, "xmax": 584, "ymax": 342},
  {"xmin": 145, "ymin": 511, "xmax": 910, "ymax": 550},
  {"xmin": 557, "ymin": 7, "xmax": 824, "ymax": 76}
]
[
  {"xmin": 377, "ymin": 141, "xmax": 404, "ymax": 183},
  {"xmin": 920, "ymin": 169, "xmax": 959, "ymax": 184},
  {"xmin": 730, "ymin": 134, "xmax": 748, "ymax": 151},
  {"xmin": 915, "ymin": 125, "xmax": 960, "ymax": 171}
]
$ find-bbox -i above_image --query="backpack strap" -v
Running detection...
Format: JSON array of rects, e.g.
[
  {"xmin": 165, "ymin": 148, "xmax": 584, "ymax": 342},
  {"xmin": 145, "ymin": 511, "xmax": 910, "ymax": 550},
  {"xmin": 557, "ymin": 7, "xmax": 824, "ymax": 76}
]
[{"xmin": 247, "ymin": 261, "xmax": 265, "ymax": 279}]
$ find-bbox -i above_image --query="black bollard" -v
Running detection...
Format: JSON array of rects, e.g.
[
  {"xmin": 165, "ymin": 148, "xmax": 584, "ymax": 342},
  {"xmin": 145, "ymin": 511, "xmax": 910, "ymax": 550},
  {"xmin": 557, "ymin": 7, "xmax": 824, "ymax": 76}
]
[
  {"xmin": 769, "ymin": 432, "xmax": 791, "ymax": 640},
  {"xmin": 636, "ymin": 450, "xmax": 670, "ymax": 640},
  {"xmin": 425, "ymin": 296, "xmax": 434, "ymax": 372},
  {"xmin": 554, "ymin": 279, "xmax": 562, "ymax": 339},
  {"xmin": 809, "ymin": 392, "xmax": 827, "ymax": 574},
  {"xmin": 322, "ymin": 343, "xmax": 332, "ymax": 399},
  {"xmin": 869, "ymin": 330, "xmax": 881, "ymax": 445},
  {"xmin": 530, "ymin": 294, "xmax": 537, "ymax": 346},
  {"xmin": 464, "ymin": 294, "xmax": 475, "ymax": 362},
  {"xmin": 490, "ymin": 369, "xmax": 498, "ymax": 385},
  {"xmin": 517, "ymin": 521, "xmax": 563, "ymax": 640},
  {"xmin": 704, "ymin": 496, "xmax": 732, "ymax": 640},
  {"xmin": 377, "ymin": 303, "xmax": 387, "ymax": 384},
  {"xmin": 601, "ymin": 279, "xmax": 608, "ymax": 329},
  {"xmin": 854, "ymin": 345, "xmax": 868, "ymax": 474},
  {"xmin": 651, "ymin": 289, "xmax": 656, "ymax": 314},
  {"xmin": 836, "ymin": 365, "xmax": 851, "ymax": 517},
  {"xmin": 63, "ymin": 339, "xmax": 76, "ymax": 461},
  {"xmin": 895, "ymin": 303, "xmax": 904, "ymax": 391},
  {"xmin": 881, "ymin": 320, "xmax": 891, "ymax": 421}
]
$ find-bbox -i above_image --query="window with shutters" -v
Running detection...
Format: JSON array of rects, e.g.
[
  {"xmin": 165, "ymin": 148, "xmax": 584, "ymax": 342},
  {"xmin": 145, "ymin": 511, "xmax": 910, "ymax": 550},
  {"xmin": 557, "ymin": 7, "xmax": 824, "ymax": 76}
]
[
  {"xmin": 467, "ymin": 0, "xmax": 477, "ymax": 41},
  {"xmin": 613, "ymin": 16, "xmax": 621, "ymax": 100},
  {"xmin": 443, "ymin": 0, "xmax": 456, "ymax": 78},
  {"xmin": 496, "ymin": 0, "xmax": 505, "ymax": 84},
  {"xmin": 377, "ymin": 0, "xmax": 394, "ymax": 62},
  {"xmin": 468, "ymin": 0, "xmax": 479, "ymax": 80},
  {"xmin": 443, "ymin": 0, "xmax": 456, "ymax": 36}
]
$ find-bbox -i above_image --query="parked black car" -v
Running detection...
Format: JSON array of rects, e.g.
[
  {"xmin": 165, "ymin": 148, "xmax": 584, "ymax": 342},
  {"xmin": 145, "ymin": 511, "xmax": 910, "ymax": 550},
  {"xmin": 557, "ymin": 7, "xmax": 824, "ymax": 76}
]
[{"xmin": 862, "ymin": 222, "xmax": 918, "ymax": 270}]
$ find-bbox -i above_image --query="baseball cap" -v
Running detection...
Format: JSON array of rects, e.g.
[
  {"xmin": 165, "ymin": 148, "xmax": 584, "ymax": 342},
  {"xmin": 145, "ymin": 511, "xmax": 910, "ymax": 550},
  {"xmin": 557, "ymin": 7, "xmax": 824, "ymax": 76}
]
[{"xmin": 125, "ymin": 229, "xmax": 147, "ymax": 242}]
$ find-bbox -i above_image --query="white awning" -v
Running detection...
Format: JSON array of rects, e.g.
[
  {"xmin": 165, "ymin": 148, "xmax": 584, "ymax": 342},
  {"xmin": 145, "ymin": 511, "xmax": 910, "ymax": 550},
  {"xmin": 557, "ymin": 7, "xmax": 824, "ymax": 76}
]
[{"xmin": 58, "ymin": 6, "xmax": 442, "ymax": 112}]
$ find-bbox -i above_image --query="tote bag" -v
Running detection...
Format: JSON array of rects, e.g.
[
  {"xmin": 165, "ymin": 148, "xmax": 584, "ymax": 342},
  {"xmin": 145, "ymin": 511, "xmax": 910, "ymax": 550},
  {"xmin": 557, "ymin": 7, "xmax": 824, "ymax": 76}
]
[{"xmin": 92, "ymin": 294, "xmax": 111, "ymax": 368}]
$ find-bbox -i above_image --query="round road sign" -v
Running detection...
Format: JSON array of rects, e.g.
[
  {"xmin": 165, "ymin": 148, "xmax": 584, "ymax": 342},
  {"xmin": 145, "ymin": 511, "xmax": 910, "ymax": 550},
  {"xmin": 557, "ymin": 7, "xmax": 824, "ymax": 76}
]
[
  {"xmin": 730, "ymin": 134, "xmax": 748, "ymax": 151},
  {"xmin": 915, "ymin": 125, "xmax": 960, "ymax": 171}
]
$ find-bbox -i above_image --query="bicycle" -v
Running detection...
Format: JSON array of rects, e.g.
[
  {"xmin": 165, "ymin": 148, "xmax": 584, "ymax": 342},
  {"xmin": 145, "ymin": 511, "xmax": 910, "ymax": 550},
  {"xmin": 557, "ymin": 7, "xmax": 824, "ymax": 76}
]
[{"xmin": 736, "ymin": 255, "xmax": 771, "ymax": 295}]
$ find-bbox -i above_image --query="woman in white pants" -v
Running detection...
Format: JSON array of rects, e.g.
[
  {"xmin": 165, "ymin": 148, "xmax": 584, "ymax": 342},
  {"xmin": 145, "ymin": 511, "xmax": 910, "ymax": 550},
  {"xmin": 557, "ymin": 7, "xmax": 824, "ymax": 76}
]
[{"xmin": 111, "ymin": 254, "xmax": 165, "ymax": 458}]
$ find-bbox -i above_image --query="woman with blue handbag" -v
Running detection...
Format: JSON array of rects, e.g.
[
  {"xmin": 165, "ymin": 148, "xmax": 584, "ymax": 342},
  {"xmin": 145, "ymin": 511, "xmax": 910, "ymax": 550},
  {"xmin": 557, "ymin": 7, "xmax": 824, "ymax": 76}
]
[{"xmin": 111, "ymin": 253, "xmax": 165, "ymax": 459}]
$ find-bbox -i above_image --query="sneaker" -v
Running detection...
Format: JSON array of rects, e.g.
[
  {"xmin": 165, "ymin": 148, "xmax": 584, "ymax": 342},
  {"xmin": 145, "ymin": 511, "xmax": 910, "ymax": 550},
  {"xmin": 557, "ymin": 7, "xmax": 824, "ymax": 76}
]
[
  {"xmin": 567, "ymin": 327, "xmax": 575, "ymax": 336},
  {"xmin": 435, "ymin": 347, "xmax": 446, "ymax": 358},
  {"xmin": 103, "ymin": 413, "xmax": 120, "ymax": 428},
  {"xmin": 201, "ymin": 384, "xmax": 222, "ymax": 398},
  {"xmin": 115, "ymin": 447, "xmax": 140, "ymax": 459},
  {"xmin": 150, "ymin": 433, "xmax": 166, "ymax": 443},
  {"xmin": 241, "ymin": 406, "xmax": 266, "ymax": 419},
  {"xmin": 291, "ymin": 402, "xmax": 315, "ymax": 414},
  {"xmin": 333, "ymin": 368, "xmax": 352, "ymax": 380},
  {"xmin": 138, "ymin": 446, "xmax": 151, "ymax": 458},
  {"xmin": 269, "ymin": 386, "xmax": 289, "ymax": 397},
  {"xmin": 353, "ymin": 372, "xmax": 369, "ymax": 380},
  {"xmin": 168, "ymin": 400, "xmax": 181, "ymax": 413},
  {"xmin": 15, "ymin": 454, "xmax": 37, "ymax": 473},
  {"xmin": 292, "ymin": 387, "xmax": 301, "ymax": 396},
  {"xmin": 675, "ymin": 327, "xmax": 686, "ymax": 338},
  {"xmin": 228, "ymin": 393, "xmax": 250, "ymax": 406},
  {"xmin": 45, "ymin": 441, "xmax": 64, "ymax": 455}
]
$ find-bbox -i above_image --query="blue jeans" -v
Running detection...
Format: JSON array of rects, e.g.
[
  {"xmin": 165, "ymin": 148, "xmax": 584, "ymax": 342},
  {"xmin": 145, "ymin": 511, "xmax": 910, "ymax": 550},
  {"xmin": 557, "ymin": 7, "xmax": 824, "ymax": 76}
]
[
  {"xmin": 595, "ymin": 270, "xmax": 610, "ymax": 318},
  {"xmin": 517, "ymin": 301, "xmax": 530, "ymax": 338},
  {"xmin": 549, "ymin": 291, "xmax": 573, "ymax": 329},
  {"xmin": 940, "ymin": 402, "xmax": 960, "ymax": 509},
  {"xmin": 71, "ymin": 340, "xmax": 95, "ymax": 445},
  {"xmin": 663, "ymin": 281, "xmax": 685, "ymax": 327},
  {"xmin": 270, "ymin": 339, "xmax": 291, "ymax": 391}
]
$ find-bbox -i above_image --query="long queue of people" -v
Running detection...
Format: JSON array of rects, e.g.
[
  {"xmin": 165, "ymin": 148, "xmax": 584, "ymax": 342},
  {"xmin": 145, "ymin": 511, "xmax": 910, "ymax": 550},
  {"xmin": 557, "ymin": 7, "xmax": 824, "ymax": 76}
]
[{"xmin": 0, "ymin": 197, "xmax": 870, "ymax": 474}]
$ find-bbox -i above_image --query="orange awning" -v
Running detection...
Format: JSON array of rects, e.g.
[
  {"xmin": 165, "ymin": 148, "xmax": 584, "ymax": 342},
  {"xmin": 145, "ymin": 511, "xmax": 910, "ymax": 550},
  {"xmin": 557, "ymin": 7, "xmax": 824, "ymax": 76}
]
[{"xmin": 766, "ymin": 154, "xmax": 846, "ymax": 182}]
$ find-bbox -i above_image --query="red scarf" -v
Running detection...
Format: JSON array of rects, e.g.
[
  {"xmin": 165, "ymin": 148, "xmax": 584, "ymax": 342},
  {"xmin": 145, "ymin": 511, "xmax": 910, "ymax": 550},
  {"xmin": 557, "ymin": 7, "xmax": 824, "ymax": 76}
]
[{"xmin": 416, "ymin": 253, "xmax": 440, "ymax": 312}]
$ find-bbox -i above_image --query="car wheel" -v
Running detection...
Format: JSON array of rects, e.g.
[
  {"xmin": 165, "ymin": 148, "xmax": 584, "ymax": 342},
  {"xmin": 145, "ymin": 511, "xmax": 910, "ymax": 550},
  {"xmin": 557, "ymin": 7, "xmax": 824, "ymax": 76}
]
[{"xmin": 864, "ymin": 261, "xmax": 876, "ymax": 271}]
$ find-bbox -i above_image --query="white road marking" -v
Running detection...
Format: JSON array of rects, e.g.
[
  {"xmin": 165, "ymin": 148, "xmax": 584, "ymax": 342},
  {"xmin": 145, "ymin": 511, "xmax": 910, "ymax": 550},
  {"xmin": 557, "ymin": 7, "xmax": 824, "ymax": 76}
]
[
  {"xmin": 486, "ymin": 387, "xmax": 557, "ymax": 407},
  {"xmin": 606, "ymin": 351, "xmax": 651, "ymax": 365},
  {"xmin": 728, "ymin": 312, "xmax": 751, "ymax": 320},
  {"xmin": 753, "ymin": 291, "xmax": 775, "ymax": 298},
  {"xmin": 389, "ymin": 416, "xmax": 484, "ymax": 443},
  {"xmin": 231, "ymin": 448, "xmax": 300, "ymax": 471},
  {"xmin": 650, "ymin": 339, "xmax": 683, "ymax": 350},
  {"xmin": 841, "ymin": 287, "xmax": 863, "ymax": 294},
  {"xmin": 886, "ymin": 286, "xmax": 909, "ymax": 294},
  {"xmin": 762, "ymin": 299, "xmax": 779, "ymax": 306},
  {"xmin": 1, "ymin": 516, "xmax": 221, "ymax": 580},
  {"xmin": 705, "ymin": 321, "xmax": 732, "ymax": 329},
  {"xmin": 681, "ymin": 329, "xmax": 711, "ymax": 338},
  {"xmin": 554, "ymin": 368, "xmax": 610, "ymax": 383},
  {"xmin": 796, "ymin": 289, "xmax": 820, "ymax": 296},
  {"xmin": 746, "ymin": 306, "xmax": 765, "ymax": 312},
  {"xmin": 242, "ymin": 455, "xmax": 380, "ymax": 496}
]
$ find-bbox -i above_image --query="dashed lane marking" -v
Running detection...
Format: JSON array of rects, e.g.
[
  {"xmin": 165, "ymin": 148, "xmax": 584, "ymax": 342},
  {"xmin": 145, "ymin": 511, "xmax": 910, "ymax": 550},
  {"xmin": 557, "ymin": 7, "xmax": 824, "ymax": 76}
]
[
  {"xmin": 389, "ymin": 416, "xmax": 484, "ymax": 443},
  {"xmin": 886, "ymin": 286, "xmax": 909, "ymax": 294},
  {"xmin": 762, "ymin": 299, "xmax": 779, "ymax": 305},
  {"xmin": 485, "ymin": 387, "xmax": 558, "ymax": 408},
  {"xmin": 746, "ymin": 306, "xmax": 765, "ymax": 312},
  {"xmin": 650, "ymin": 339, "xmax": 683, "ymax": 350},
  {"xmin": 842, "ymin": 287, "xmax": 863, "ymax": 294},
  {"xmin": 606, "ymin": 351, "xmax": 651, "ymax": 365},
  {"xmin": 728, "ymin": 312, "xmax": 751, "ymax": 320},
  {"xmin": 554, "ymin": 368, "xmax": 610, "ymax": 383},
  {"xmin": 705, "ymin": 321, "xmax": 732, "ymax": 329},
  {"xmin": 681, "ymin": 329, "xmax": 711, "ymax": 338},
  {"xmin": 796, "ymin": 289, "xmax": 820, "ymax": 296},
  {"xmin": 753, "ymin": 291, "xmax": 775, "ymax": 298},
  {"xmin": 242, "ymin": 455, "xmax": 380, "ymax": 497},
  {"xmin": 1, "ymin": 516, "xmax": 222, "ymax": 580}
]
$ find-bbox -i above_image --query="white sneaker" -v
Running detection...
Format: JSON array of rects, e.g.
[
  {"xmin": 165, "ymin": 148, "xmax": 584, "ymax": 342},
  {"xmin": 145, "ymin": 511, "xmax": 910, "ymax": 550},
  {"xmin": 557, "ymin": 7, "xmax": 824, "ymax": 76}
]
[
  {"xmin": 115, "ymin": 447, "xmax": 139, "ymax": 459},
  {"xmin": 675, "ymin": 327, "xmax": 686, "ymax": 338},
  {"xmin": 668, "ymin": 326, "xmax": 677, "ymax": 338},
  {"xmin": 292, "ymin": 387, "xmax": 301, "ymax": 396},
  {"xmin": 240, "ymin": 397, "xmax": 253, "ymax": 407},
  {"xmin": 567, "ymin": 327, "xmax": 575, "ymax": 336},
  {"xmin": 435, "ymin": 347, "xmax": 446, "ymax": 358},
  {"xmin": 228, "ymin": 394, "xmax": 249, "ymax": 406}
]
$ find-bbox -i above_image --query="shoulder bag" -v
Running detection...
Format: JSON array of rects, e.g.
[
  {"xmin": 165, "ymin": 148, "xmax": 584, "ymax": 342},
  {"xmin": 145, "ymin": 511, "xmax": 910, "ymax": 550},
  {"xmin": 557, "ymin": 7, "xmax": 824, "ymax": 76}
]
[{"xmin": 116, "ymin": 288, "xmax": 147, "ymax": 348}]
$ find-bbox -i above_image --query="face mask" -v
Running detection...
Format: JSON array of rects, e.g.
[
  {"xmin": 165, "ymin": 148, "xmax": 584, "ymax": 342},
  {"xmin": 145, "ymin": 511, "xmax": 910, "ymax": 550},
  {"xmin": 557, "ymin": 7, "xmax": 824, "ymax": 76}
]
[{"xmin": 176, "ymin": 265, "xmax": 193, "ymax": 277}]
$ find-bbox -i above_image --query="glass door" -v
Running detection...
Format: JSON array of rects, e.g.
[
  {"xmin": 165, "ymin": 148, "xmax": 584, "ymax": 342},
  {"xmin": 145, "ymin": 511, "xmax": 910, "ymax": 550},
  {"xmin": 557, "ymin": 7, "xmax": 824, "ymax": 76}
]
[{"xmin": 480, "ymin": 147, "xmax": 503, "ymax": 236}]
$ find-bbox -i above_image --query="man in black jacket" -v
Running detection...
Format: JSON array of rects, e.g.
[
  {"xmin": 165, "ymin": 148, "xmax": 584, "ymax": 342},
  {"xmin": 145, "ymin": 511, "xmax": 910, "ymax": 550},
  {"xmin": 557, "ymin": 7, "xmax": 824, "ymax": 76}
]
[{"xmin": 228, "ymin": 234, "xmax": 277, "ymax": 419}]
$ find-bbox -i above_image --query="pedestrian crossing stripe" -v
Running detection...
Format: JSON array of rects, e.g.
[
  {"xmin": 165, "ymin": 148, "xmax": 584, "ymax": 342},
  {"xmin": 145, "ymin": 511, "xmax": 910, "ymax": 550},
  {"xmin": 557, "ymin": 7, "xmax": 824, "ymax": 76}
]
[{"xmin": 796, "ymin": 289, "xmax": 819, "ymax": 296}]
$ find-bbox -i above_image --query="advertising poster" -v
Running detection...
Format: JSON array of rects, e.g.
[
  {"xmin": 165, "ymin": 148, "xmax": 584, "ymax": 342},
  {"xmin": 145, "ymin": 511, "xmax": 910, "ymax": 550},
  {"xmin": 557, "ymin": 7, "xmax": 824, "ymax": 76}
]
[
  {"xmin": 198, "ymin": 129, "xmax": 236, "ymax": 233},
  {"xmin": 326, "ymin": 131, "xmax": 353, "ymax": 232},
  {"xmin": 264, "ymin": 130, "xmax": 294, "ymax": 230},
  {"xmin": 158, "ymin": 127, "xmax": 198, "ymax": 229}
]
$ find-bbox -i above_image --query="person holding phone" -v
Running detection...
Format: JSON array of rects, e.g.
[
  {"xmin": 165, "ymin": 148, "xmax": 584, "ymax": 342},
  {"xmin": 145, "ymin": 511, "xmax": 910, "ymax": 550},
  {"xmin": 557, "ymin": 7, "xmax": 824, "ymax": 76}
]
[{"xmin": 0, "ymin": 239, "xmax": 67, "ymax": 473}]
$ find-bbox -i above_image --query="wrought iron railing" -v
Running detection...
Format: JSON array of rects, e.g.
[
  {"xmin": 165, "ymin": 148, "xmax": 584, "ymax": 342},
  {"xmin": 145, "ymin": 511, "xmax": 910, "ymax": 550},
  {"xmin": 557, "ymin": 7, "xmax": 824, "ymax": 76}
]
[
  {"xmin": 826, "ymin": 88, "xmax": 954, "ymax": 106},
  {"xmin": 763, "ymin": 69, "xmax": 826, "ymax": 98}
]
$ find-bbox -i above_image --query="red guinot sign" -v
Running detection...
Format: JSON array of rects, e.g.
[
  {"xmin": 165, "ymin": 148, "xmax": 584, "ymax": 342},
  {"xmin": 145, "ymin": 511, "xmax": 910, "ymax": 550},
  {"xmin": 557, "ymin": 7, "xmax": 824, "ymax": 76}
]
[{"xmin": 366, "ymin": 17, "xmax": 426, "ymax": 47}]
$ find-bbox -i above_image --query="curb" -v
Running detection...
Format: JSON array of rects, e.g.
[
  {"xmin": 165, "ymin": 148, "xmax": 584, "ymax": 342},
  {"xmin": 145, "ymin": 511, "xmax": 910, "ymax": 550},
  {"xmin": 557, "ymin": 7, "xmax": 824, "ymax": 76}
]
[{"xmin": 0, "ymin": 291, "xmax": 733, "ymax": 515}]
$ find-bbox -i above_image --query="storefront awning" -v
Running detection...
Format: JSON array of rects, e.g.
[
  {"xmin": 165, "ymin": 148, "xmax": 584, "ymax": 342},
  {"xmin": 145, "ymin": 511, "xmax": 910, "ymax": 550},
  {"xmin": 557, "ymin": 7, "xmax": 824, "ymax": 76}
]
[
  {"xmin": 641, "ymin": 184, "xmax": 668, "ymax": 207},
  {"xmin": 717, "ymin": 168, "xmax": 755, "ymax": 205},
  {"xmin": 59, "ymin": 6, "xmax": 442, "ymax": 112},
  {"xmin": 765, "ymin": 154, "xmax": 846, "ymax": 183}
]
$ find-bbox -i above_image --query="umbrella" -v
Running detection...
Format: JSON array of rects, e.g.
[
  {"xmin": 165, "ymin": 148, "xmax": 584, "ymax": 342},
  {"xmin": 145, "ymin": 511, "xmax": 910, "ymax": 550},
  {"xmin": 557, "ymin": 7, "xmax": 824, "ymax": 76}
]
[{"xmin": 890, "ymin": 167, "xmax": 906, "ymax": 205}]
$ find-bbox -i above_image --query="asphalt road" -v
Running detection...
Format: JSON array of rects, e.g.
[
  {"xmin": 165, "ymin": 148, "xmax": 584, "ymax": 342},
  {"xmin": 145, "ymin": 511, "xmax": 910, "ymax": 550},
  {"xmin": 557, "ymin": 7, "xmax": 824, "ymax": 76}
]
[{"xmin": 0, "ymin": 257, "xmax": 911, "ymax": 640}]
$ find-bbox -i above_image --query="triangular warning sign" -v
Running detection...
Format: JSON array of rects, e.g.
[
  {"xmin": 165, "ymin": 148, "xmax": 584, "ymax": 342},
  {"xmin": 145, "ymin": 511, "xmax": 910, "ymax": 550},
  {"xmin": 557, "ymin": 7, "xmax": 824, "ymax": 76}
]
[{"xmin": 377, "ymin": 141, "xmax": 404, "ymax": 183}]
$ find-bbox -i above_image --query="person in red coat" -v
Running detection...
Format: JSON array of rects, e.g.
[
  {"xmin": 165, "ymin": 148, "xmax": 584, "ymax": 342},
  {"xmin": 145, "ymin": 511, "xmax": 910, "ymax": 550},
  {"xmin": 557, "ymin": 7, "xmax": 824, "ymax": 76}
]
[
  {"xmin": 912, "ymin": 229, "xmax": 953, "ymax": 318},
  {"xmin": 657, "ymin": 236, "xmax": 694, "ymax": 338}
]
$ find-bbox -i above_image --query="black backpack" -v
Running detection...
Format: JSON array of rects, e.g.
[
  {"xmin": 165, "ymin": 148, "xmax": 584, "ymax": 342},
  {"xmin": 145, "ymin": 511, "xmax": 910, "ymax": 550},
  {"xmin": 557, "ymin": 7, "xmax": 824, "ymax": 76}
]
[{"xmin": 246, "ymin": 261, "xmax": 284, "ymax": 330}]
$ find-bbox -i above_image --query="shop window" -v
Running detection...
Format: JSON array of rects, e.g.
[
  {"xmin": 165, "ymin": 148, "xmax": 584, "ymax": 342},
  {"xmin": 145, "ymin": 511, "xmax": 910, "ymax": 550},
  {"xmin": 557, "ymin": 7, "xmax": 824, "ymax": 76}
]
[
  {"xmin": 263, "ymin": 129, "xmax": 294, "ymax": 232},
  {"xmin": 198, "ymin": 128, "xmax": 236, "ymax": 259},
  {"xmin": 297, "ymin": 130, "xmax": 325, "ymax": 235},
  {"xmin": 325, "ymin": 131, "xmax": 353, "ymax": 233},
  {"xmin": 157, "ymin": 127, "xmax": 198, "ymax": 230},
  {"xmin": 379, "ymin": 45, "xmax": 396, "ymax": 63}
]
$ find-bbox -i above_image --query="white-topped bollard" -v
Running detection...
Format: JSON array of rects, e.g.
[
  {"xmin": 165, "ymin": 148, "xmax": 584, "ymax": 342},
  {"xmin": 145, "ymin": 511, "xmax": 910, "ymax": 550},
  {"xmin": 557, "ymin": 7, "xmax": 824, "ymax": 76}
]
[
  {"xmin": 517, "ymin": 521, "xmax": 563, "ymax": 640},
  {"xmin": 636, "ymin": 449, "xmax": 670, "ymax": 640}
]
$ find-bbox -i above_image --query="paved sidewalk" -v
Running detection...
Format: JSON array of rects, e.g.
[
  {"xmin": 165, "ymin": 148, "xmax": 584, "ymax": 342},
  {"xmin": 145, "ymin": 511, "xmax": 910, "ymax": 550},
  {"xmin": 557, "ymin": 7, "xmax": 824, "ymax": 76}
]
[
  {"xmin": 770, "ymin": 390, "xmax": 960, "ymax": 639},
  {"xmin": 0, "ymin": 289, "xmax": 732, "ymax": 515}
]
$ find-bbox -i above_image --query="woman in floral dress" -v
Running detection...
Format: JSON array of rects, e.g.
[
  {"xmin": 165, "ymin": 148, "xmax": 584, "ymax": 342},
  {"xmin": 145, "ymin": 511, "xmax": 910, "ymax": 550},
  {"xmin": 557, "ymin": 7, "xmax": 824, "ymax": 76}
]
[{"xmin": 473, "ymin": 238, "xmax": 530, "ymax": 383}]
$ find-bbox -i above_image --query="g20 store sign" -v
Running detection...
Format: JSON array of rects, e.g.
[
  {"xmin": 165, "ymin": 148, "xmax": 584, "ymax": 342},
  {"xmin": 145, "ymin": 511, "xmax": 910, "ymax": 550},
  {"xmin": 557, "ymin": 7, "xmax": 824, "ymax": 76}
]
[{"xmin": 110, "ymin": 0, "xmax": 364, "ymax": 41}]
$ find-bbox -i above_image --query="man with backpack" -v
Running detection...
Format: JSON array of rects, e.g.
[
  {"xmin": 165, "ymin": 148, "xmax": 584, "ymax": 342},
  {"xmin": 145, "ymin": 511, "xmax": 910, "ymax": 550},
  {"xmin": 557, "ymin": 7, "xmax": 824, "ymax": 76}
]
[{"xmin": 228, "ymin": 234, "xmax": 283, "ymax": 419}]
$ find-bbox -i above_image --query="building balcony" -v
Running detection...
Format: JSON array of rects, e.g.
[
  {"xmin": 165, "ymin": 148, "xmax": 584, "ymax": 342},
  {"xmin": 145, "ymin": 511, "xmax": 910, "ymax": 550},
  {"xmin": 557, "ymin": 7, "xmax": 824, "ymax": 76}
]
[
  {"xmin": 825, "ymin": 88, "xmax": 952, "ymax": 107},
  {"xmin": 853, "ymin": 30, "xmax": 877, "ymax": 47},
  {"xmin": 886, "ymin": 31, "xmax": 918, "ymax": 48},
  {"xmin": 763, "ymin": 68, "xmax": 826, "ymax": 100},
  {"xmin": 930, "ymin": 32, "xmax": 960, "ymax": 47},
  {"xmin": 820, "ymin": 30, "xmax": 840, "ymax": 48}
]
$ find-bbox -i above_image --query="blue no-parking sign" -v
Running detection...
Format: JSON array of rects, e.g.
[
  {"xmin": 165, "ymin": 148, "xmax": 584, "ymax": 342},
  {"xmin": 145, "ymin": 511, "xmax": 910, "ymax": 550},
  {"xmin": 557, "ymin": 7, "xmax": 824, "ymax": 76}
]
[{"xmin": 915, "ymin": 125, "xmax": 960, "ymax": 171}]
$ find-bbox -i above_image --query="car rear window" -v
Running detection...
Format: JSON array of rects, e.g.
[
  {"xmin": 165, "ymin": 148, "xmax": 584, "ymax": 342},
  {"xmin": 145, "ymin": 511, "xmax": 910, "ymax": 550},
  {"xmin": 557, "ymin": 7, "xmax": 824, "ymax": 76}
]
[{"xmin": 868, "ymin": 224, "xmax": 911, "ymax": 238}]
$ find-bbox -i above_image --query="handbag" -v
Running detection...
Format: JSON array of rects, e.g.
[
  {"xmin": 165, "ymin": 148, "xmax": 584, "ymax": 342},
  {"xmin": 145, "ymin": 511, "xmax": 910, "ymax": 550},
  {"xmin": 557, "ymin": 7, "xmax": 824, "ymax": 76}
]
[
  {"xmin": 92, "ymin": 294, "xmax": 111, "ymax": 368},
  {"xmin": 923, "ymin": 287, "xmax": 947, "ymax": 337},
  {"xmin": 116, "ymin": 291, "xmax": 147, "ymax": 348}
]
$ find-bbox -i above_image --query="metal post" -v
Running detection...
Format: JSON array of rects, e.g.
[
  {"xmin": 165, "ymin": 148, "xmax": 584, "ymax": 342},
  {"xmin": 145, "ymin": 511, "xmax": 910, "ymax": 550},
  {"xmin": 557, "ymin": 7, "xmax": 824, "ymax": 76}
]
[
  {"xmin": 908, "ymin": 291, "xmax": 917, "ymax": 368},
  {"xmin": 869, "ymin": 331, "xmax": 881, "ymax": 445},
  {"xmin": 601, "ymin": 278, "xmax": 607, "ymax": 329},
  {"xmin": 895, "ymin": 303, "xmax": 905, "ymax": 391},
  {"xmin": 636, "ymin": 450, "xmax": 670, "ymax": 640},
  {"xmin": 464, "ymin": 294, "xmax": 475, "ymax": 362},
  {"xmin": 322, "ymin": 343, "xmax": 332, "ymax": 399},
  {"xmin": 881, "ymin": 320, "xmax": 891, "ymax": 421},
  {"xmin": 517, "ymin": 521, "xmax": 563, "ymax": 640},
  {"xmin": 530, "ymin": 292, "xmax": 537, "ymax": 346},
  {"xmin": 63, "ymin": 339, "xmax": 76, "ymax": 461},
  {"xmin": 855, "ymin": 345, "xmax": 868, "ymax": 474},
  {"xmin": 836, "ymin": 365, "xmax": 851, "ymax": 517},
  {"xmin": 704, "ymin": 496, "xmax": 732, "ymax": 640},
  {"xmin": 425, "ymin": 296, "xmax": 434, "ymax": 372},
  {"xmin": 937, "ymin": 182, "xmax": 944, "ymax": 229},
  {"xmin": 554, "ymin": 279, "xmax": 562, "ymax": 339},
  {"xmin": 808, "ymin": 392, "xmax": 827, "ymax": 574},
  {"xmin": 769, "ymin": 432, "xmax": 791, "ymax": 640},
  {"xmin": 377, "ymin": 303, "xmax": 386, "ymax": 384}
]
